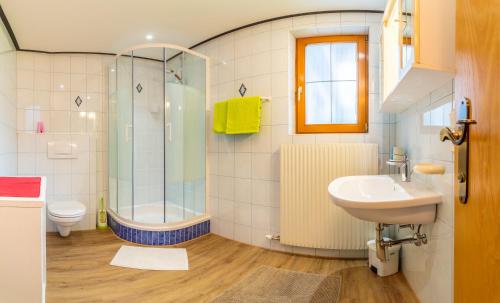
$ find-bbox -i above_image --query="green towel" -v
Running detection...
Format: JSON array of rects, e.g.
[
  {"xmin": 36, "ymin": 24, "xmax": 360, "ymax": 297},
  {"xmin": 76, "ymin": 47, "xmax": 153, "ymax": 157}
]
[
  {"xmin": 226, "ymin": 96, "xmax": 261, "ymax": 134},
  {"xmin": 213, "ymin": 101, "xmax": 228, "ymax": 133}
]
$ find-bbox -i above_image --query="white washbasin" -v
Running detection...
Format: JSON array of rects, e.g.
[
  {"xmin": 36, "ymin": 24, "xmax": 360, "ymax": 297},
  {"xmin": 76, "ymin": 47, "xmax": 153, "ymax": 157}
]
[{"xmin": 328, "ymin": 175, "xmax": 442, "ymax": 224}]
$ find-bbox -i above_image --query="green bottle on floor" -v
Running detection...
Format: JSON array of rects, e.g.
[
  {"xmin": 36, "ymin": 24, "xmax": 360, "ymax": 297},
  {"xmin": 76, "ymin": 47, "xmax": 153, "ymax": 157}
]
[{"xmin": 97, "ymin": 197, "xmax": 108, "ymax": 230}]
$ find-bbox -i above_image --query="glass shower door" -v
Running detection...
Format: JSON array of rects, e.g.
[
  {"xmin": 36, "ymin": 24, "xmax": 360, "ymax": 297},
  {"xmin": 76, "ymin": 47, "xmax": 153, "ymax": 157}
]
[
  {"xmin": 182, "ymin": 51, "xmax": 206, "ymax": 219},
  {"xmin": 108, "ymin": 60, "xmax": 118, "ymax": 212},
  {"xmin": 131, "ymin": 48, "xmax": 165, "ymax": 224},
  {"xmin": 164, "ymin": 50, "xmax": 185, "ymax": 222},
  {"xmin": 164, "ymin": 50, "xmax": 206, "ymax": 223},
  {"xmin": 115, "ymin": 53, "xmax": 134, "ymax": 220}
]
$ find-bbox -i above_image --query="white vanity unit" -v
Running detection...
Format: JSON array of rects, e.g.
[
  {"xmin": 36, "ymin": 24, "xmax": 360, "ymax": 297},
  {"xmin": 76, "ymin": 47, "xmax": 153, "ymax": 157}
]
[{"xmin": 0, "ymin": 177, "xmax": 47, "ymax": 303}]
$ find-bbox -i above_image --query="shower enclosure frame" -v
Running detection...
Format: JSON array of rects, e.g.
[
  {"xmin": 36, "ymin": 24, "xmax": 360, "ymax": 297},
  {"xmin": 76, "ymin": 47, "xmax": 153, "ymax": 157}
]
[{"xmin": 107, "ymin": 43, "xmax": 211, "ymax": 245}]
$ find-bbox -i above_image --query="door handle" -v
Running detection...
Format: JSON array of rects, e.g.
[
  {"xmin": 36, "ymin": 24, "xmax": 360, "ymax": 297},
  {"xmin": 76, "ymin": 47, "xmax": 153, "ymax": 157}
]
[
  {"xmin": 297, "ymin": 86, "xmax": 303, "ymax": 102},
  {"xmin": 440, "ymin": 97, "xmax": 476, "ymax": 204}
]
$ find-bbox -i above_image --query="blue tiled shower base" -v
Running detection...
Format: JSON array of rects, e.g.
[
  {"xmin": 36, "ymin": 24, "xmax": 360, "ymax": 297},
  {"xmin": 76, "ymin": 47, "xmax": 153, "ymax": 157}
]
[{"xmin": 108, "ymin": 214, "xmax": 210, "ymax": 245}]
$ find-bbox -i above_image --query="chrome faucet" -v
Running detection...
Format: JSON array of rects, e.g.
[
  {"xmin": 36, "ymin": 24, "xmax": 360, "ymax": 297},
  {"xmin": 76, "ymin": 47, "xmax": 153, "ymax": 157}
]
[{"xmin": 386, "ymin": 153, "xmax": 411, "ymax": 182}]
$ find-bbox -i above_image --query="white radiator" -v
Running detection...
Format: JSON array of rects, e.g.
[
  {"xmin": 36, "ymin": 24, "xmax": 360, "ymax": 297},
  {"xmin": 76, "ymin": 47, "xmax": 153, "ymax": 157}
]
[{"xmin": 280, "ymin": 143, "xmax": 377, "ymax": 250}]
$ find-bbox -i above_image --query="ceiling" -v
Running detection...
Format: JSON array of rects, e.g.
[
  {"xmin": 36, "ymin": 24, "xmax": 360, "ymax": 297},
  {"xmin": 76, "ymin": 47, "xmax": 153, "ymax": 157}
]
[{"xmin": 0, "ymin": 0, "xmax": 386, "ymax": 54}]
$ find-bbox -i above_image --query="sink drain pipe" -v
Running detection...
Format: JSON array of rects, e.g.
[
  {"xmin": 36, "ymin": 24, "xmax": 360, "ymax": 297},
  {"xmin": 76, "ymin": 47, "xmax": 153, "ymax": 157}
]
[{"xmin": 376, "ymin": 223, "xmax": 428, "ymax": 262}]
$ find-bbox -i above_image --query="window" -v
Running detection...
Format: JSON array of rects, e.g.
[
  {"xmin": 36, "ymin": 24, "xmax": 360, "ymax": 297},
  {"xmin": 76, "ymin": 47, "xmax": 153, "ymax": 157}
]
[{"xmin": 295, "ymin": 35, "xmax": 368, "ymax": 133}]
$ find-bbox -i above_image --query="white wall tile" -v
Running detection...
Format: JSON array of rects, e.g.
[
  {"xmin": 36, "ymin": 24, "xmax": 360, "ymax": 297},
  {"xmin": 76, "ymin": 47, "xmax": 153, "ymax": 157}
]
[
  {"xmin": 218, "ymin": 219, "xmax": 235, "ymax": 239},
  {"xmin": 17, "ymin": 109, "xmax": 34, "ymax": 131},
  {"xmin": 271, "ymin": 29, "xmax": 290, "ymax": 50},
  {"xmin": 86, "ymin": 56, "xmax": 103, "ymax": 75},
  {"xmin": 70, "ymin": 56, "xmax": 86, "ymax": 74},
  {"xmin": 251, "ymin": 180, "xmax": 272, "ymax": 206},
  {"xmin": 34, "ymin": 54, "xmax": 51, "ymax": 72},
  {"xmin": 234, "ymin": 153, "xmax": 251, "ymax": 178},
  {"xmin": 251, "ymin": 153, "xmax": 272, "ymax": 180},
  {"xmin": 70, "ymin": 74, "xmax": 86, "ymax": 92},
  {"xmin": 235, "ymin": 36, "xmax": 253, "ymax": 59},
  {"xmin": 271, "ymin": 72, "xmax": 288, "ymax": 98},
  {"xmin": 218, "ymin": 176, "xmax": 234, "ymax": 200},
  {"xmin": 253, "ymin": 31, "xmax": 271, "ymax": 54},
  {"xmin": 54, "ymin": 173, "xmax": 72, "ymax": 195},
  {"xmin": 86, "ymin": 74, "xmax": 102, "ymax": 93},
  {"xmin": 251, "ymin": 204, "xmax": 271, "ymax": 230},
  {"xmin": 52, "ymin": 56, "xmax": 71, "ymax": 73},
  {"xmin": 236, "ymin": 56, "xmax": 252, "ymax": 79},
  {"xmin": 17, "ymin": 70, "xmax": 34, "ymax": 89},
  {"xmin": 271, "ymin": 49, "xmax": 288, "ymax": 73},
  {"xmin": 251, "ymin": 125, "xmax": 271, "ymax": 153},
  {"xmin": 34, "ymin": 90, "xmax": 51, "ymax": 110},
  {"xmin": 271, "ymin": 97, "xmax": 288, "ymax": 125},
  {"xmin": 34, "ymin": 72, "xmax": 51, "ymax": 91},
  {"xmin": 234, "ymin": 134, "xmax": 252, "ymax": 153},
  {"xmin": 50, "ymin": 111, "xmax": 71, "ymax": 132},
  {"xmin": 219, "ymin": 199, "xmax": 235, "ymax": 222},
  {"xmin": 234, "ymin": 224, "xmax": 252, "ymax": 244},
  {"xmin": 52, "ymin": 73, "xmax": 70, "ymax": 91},
  {"xmin": 219, "ymin": 135, "xmax": 235, "ymax": 153},
  {"xmin": 218, "ymin": 60, "xmax": 235, "ymax": 83},
  {"xmin": 218, "ymin": 152, "xmax": 235, "ymax": 177},
  {"xmin": 234, "ymin": 178, "xmax": 251, "ymax": 203},
  {"xmin": 18, "ymin": 133, "xmax": 36, "ymax": 153},
  {"xmin": 17, "ymin": 89, "xmax": 33, "ymax": 109},
  {"xmin": 271, "ymin": 125, "xmax": 292, "ymax": 153},
  {"xmin": 252, "ymin": 51, "xmax": 271, "ymax": 76},
  {"xmin": 18, "ymin": 153, "xmax": 35, "ymax": 175},
  {"xmin": 17, "ymin": 52, "xmax": 34, "ymax": 70},
  {"xmin": 234, "ymin": 202, "xmax": 252, "ymax": 227},
  {"xmin": 71, "ymin": 173, "xmax": 90, "ymax": 195}
]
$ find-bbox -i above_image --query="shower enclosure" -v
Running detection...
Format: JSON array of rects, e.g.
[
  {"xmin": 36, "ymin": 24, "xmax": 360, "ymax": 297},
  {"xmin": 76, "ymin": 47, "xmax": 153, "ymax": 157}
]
[{"xmin": 107, "ymin": 44, "xmax": 209, "ymax": 244}]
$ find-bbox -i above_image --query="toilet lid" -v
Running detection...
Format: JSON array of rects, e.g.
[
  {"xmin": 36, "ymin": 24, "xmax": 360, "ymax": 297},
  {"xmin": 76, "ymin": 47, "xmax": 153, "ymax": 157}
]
[{"xmin": 48, "ymin": 201, "xmax": 86, "ymax": 218}]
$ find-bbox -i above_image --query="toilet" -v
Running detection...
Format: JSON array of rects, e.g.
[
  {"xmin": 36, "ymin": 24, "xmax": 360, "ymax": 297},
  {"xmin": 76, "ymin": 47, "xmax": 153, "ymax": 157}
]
[{"xmin": 48, "ymin": 201, "xmax": 87, "ymax": 237}]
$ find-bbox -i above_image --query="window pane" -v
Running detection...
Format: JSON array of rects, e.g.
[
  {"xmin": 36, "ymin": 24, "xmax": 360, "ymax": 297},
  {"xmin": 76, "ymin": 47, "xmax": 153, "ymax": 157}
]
[
  {"xmin": 332, "ymin": 81, "xmax": 357, "ymax": 124},
  {"xmin": 305, "ymin": 82, "xmax": 331, "ymax": 124},
  {"xmin": 331, "ymin": 43, "xmax": 357, "ymax": 81},
  {"xmin": 305, "ymin": 43, "xmax": 330, "ymax": 82}
]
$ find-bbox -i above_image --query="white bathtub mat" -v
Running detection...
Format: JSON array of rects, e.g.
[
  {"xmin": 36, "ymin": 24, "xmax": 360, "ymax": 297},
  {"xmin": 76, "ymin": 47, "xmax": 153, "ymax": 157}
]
[{"xmin": 110, "ymin": 245, "xmax": 189, "ymax": 271}]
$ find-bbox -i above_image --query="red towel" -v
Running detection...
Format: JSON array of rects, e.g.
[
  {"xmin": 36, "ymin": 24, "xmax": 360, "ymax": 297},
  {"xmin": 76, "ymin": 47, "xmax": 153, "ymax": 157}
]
[{"xmin": 0, "ymin": 177, "xmax": 42, "ymax": 198}]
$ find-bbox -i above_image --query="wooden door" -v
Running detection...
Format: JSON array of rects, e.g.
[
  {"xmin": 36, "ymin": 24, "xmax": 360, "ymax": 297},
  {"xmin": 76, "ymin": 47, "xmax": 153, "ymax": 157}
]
[{"xmin": 455, "ymin": 0, "xmax": 500, "ymax": 302}]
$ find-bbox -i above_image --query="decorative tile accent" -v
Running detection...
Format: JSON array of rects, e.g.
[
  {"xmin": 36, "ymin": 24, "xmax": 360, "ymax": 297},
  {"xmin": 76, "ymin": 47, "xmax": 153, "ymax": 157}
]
[
  {"xmin": 239, "ymin": 83, "xmax": 247, "ymax": 97},
  {"xmin": 107, "ymin": 214, "xmax": 210, "ymax": 246},
  {"xmin": 136, "ymin": 83, "xmax": 143, "ymax": 93},
  {"xmin": 74, "ymin": 96, "xmax": 83, "ymax": 107}
]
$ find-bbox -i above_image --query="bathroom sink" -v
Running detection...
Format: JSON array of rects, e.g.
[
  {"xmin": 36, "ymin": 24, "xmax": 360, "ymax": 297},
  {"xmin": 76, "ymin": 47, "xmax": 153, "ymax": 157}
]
[{"xmin": 328, "ymin": 175, "xmax": 442, "ymax": 224}]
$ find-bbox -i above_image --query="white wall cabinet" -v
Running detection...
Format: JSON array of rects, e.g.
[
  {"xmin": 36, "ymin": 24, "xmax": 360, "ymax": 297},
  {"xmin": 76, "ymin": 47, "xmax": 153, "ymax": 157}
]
[{"xmin": 380, "ymin": 0, "xmax": 455, "ymax": 112}]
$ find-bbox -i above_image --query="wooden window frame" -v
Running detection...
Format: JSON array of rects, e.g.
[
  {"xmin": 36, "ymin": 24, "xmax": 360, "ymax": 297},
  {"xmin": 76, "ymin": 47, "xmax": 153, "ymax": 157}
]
[{"xmin": 295, "ymin": 35, "xmax": 368, "ymax": 134}]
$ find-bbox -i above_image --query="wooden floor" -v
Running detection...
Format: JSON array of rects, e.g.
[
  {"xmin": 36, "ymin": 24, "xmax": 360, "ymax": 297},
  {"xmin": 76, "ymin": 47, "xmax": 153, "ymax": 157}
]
[{"xmin": 46, "ymin": 230, "xmax": 419, "ymax": 303}]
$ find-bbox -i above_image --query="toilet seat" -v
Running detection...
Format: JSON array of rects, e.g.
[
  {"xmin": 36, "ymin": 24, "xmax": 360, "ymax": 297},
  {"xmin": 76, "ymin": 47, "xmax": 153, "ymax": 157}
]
[{"xmin": 48, "ymin": 201, "xmax": 86, "ymax": 218}]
